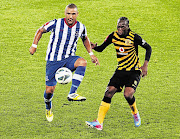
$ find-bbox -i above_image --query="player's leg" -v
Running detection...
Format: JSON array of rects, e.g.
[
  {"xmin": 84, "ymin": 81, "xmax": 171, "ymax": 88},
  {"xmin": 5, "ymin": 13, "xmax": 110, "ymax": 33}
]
[
  {"xmin": 86, "ymin": 86, "xmax": 117, "ymax": 130},
  {"xmin": 44, "ymin": 86, "xmax": 55, "ymax": 110},
  {"xmin": 44, "ymin": 86, "xmax": 55, "ymax": 122},
  {"xmin": 97, "ymin": 86, "xmax": 117, "ymax": 124},
  {"xmin": 96, "ymin": 70, "xmax": 123, "ymax": 125},
  {"xmin": 67, "ymin": 57, "xmax": 87, "ymax": 101},
  {"xmin": 124, "ymin": 87, "xmax": 141, "ymax": 127},
  {"xmin": 124, "ymin": 71, "xmax": 141, "ymax": 127},
  {"xmin": 124, "ymin": 87, "xmax": 138, "ymax": 114},
  {"xmin": 44, "ymin": 61, "xmax": 60, "ymax": 122},
  {"xmin": 86, "ymin": 70, "xmax": 122, "ymax": 130}
]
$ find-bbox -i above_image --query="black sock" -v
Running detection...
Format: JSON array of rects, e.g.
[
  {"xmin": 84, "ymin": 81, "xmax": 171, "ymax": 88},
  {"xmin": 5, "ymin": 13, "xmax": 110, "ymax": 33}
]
[
  {"xmin": 102, "ymin": 96, "xmax": 112, "ymax": 103},
  {"xmin": 125, "ymin": 96, "xmax": 135, "ymax": 105}
]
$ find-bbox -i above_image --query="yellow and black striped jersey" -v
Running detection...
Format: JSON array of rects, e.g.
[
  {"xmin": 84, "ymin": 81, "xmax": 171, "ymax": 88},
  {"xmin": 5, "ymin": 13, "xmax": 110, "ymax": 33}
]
[{"xmin": 94, "ymin": 29, "xmax": 151, "ymax": 71}]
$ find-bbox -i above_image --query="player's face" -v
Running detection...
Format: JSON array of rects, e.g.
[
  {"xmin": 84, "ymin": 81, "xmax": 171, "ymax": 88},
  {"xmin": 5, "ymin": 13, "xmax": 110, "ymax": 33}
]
[
  {"xmin": 117, "ymin": 21, "xmax": 129, "ymax": 35},
  {"xmin": 65, "ymin": 7, "xmax": 78, "ymax": 26}
]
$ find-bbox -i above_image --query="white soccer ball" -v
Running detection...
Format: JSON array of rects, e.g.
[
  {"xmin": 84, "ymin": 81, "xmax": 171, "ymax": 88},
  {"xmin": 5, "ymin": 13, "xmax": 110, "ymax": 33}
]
[{"xmin": 55, "ymin": 67, "xmax": 72, "ymax": 84}]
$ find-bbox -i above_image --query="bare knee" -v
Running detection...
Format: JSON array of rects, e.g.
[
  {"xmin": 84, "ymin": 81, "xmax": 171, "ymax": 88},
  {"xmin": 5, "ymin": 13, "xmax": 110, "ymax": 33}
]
[
  {"xmin": 105, "ymin": 86, "xmax": 117, "ymax": 98},
  {"xmin": 124, "ymin": 87, "xmax": 135, "ymax": 98},
  {"xmin": 74, "ymin": 58, "xmax": 87, "ymax": 67},
  {"xmin": 46, "ymin": 86, "xmax": 56, "ymax": 94}
]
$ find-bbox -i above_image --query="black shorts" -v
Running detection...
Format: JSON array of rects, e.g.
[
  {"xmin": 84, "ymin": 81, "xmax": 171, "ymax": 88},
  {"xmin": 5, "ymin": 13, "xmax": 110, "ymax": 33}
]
[{"xmin": 108, "ymin": 70, "xmax": 141, "ymax": 92}]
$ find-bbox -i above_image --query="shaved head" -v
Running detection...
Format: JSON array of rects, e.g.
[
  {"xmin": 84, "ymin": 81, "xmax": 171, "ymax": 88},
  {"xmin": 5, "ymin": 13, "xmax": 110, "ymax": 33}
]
[{"xmin": 65, "ymin": 3, "xmax": 78, "ymax": 11}]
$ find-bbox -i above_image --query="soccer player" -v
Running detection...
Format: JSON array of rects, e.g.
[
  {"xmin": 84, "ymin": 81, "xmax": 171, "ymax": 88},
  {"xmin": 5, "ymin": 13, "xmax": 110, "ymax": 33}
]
[
  {"xmin": 86, "ymin": 17, "xmax": 152, "ymax": 130},
  {"xmin": 29, "ymin": 3, "xmax": 99, "ymax": 122}
]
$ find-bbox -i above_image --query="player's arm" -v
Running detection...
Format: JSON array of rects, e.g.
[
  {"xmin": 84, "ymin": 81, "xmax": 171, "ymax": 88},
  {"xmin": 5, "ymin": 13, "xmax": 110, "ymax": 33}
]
[
  {"xmin": 29, "ymin": 27, "xmax": 47, "ymax": 55},
  {"xmin": 82, "ymin": 36, "xmax": 100, "ymax": 65},
  {"xmin": 135, "ymin": 34, "xmax": 152, "ymax": 77},
  {"xmin": 91, "ymin": 32, "xmax": 113, "ymax": 52},
  {"xmin": 140, "ymin": 42, "xmax": 152, "ymax": 77}
]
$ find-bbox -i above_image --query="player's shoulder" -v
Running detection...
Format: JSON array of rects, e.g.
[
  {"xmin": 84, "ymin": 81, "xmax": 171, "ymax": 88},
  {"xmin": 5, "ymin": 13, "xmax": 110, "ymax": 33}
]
[
  {"xmin": 129, "ymin": 30, "xmax": 142, "ymax": 39},
  {"xmin": 56, "ymin": 18, "xmax": 64, "ymax": 22},
  {"xmin": 111, "ymin": 31, "xmax": 117, "ymax": 36},
  {"xmin": 129, "ymin": 30, "xmax": 136, "ymax": 34},
  {"xmin": 129, "ymin": 30, "xmax": 137, "ymax": 37},
  {"xmin": 106, "ymin": 31, "xmax": 117, "ymax": 39},
  {"xmin": 105, "ymin": 31, "xmax": 115, "ymax": 41},
  {"xmin": 77, "ymin": 20, "xmax": 86, "ymax": 27},
  {"xmin": 46, "ymin": 19, "xmax": 58, "ymax": 24},
  {"xmin": 130, "ymin": 29, "xmax": 142, "ymax": 36},
  {"xmin": 130, "ymin": 31, "xmax": 144, "ymax": 44}
]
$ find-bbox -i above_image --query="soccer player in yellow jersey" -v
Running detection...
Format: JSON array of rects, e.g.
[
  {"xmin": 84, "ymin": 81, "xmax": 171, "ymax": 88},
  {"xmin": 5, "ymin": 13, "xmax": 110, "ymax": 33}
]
[{"xmin": 86, "ymin": 17, "xmax": 152, "ymax": 130}]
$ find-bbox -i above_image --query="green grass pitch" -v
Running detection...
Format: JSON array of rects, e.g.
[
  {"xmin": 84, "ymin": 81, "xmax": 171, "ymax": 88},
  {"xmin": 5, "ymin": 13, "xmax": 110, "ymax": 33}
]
[{"xmin": 0, "ymin": 0, "xmax": 179, "ymax": 138}]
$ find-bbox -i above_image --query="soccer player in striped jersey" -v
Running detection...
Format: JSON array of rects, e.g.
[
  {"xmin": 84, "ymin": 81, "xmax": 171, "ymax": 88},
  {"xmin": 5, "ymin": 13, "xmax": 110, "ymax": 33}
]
[
  {"xmin": 29, "ymin": 3, "xmax": 99, "ymax": 122},
  {"xmin": 86, "ymin": 17, "xmax": 152, "ymax": 130}
]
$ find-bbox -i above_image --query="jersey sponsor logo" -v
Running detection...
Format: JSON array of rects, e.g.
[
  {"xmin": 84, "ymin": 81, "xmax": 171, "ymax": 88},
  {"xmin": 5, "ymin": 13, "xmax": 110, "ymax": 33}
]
[
  {"xmin": 119, "ymin": 47, "xmax": 124, "ymax": 52},
  {"xmin": 118, "ymin": 47, "xmax": 128, "ymax": 55},
  {"xmin": 117, "ymin": 52, "xmax": 128, "ymax": 55}
]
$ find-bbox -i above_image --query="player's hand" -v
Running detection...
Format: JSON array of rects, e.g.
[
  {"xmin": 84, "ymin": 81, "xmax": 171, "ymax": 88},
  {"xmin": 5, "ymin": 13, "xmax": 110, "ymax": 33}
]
[
  {"xmin": 90, "ymin": 55, "xmax": 100, "ymax": 66},
  {"xmin": 140, "ymin": 60, "xmax": 149, "ymax": 77},
  {"xmin": 29, "ymin": 46, "xmax": 36, "ymax": 55},
  {"xmin": 90, "ymin": 42, "xmax": 97, "ymax": 49},
  {"xmin": 140, "ymin": 64, "xmax": 148, "ymax": 77}
]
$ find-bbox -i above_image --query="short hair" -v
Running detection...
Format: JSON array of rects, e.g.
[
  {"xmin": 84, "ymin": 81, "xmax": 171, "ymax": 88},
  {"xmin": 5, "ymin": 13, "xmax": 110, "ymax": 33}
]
[
  {"xmin": 117, "ymin": 17, "xmax": 129, "ymax": 25},
  {"xmin": 66, "ymin": 3, "xmax": 77, "ymax": 9}
]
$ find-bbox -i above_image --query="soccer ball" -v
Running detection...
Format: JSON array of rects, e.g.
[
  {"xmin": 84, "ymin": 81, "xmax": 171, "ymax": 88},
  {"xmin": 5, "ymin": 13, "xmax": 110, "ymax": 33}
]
[{"xmin": 55, "ymin": 67, "xmax": 72, "ymax": 84}]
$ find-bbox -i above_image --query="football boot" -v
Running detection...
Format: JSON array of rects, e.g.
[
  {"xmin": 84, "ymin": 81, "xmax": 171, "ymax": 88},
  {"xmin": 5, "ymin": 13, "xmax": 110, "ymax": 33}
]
[
  {"xmin": 85, "ymin": 119, "xmax": 103, "ymax": 130},
  {"xmin": 67, "ymin": 93, "xmax": 86, "ymax": 101},
  {"xmin": 46, "ymin": 109, "xmax": 53, "ymax": 122},
  {"xmin": 132, "ymin": 112, "xmax": 141, "ymax": 127}
]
